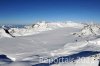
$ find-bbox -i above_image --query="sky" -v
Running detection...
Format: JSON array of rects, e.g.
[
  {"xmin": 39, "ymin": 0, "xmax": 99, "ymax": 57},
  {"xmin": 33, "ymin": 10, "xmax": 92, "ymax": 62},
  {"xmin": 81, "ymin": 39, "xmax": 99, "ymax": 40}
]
[{"xmin": 0, "ymin": 0, "xmax": 100, "ymax": 24}]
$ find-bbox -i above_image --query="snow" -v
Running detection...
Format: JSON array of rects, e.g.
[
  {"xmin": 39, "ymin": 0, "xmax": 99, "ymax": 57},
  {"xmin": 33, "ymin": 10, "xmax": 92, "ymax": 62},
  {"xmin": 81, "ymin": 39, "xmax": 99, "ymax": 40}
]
[
  {"xmin": 0, "ymin": 22, "xmax": 100, "ymax": 66},
  {"xmin": 76, "ymin": 24, "xmax": 100, "ymax": 36},
  {"xmin": 0, "ymin": 62, "xmax": 32, "ymax": 66},
  {"xmin": 0, "ymin": 29, "xmax": 12, "ymax": 38},
  {"xmin": 51, "ymin": 57, "xmax": 99, "ymax": 66},
  {"xmin": 0, "ymin": 22, "xmax": 84, "ymax": 37}
]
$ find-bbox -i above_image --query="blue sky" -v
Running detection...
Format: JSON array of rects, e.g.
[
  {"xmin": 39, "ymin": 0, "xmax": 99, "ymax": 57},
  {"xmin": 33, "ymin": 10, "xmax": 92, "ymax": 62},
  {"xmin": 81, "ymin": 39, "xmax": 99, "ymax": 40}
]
[{"xmin": 0, "ymin": 0, "xmax": 100, "ymax": 24}]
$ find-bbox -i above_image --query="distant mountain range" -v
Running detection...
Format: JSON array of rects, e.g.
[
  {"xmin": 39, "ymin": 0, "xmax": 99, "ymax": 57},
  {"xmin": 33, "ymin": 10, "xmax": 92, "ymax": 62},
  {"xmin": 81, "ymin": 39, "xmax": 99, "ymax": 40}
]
[{"xmin": 0, "ymin": 24, "xmax": 26, "ymax": 28}]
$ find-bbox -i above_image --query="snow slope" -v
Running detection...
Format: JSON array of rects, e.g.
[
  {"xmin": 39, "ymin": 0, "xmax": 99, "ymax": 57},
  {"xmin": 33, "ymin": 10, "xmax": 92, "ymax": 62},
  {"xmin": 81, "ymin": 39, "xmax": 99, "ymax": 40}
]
[
  {"xmin": 0, "ymin": 22, "xmax": 100, "ymax": 66},
  {"xmin": 0, "ymin": 22, "xmax": 83, "ymax": 37},
  {"xmin": 0, "ymin": 29, "xmax": 13, "ymax": 38},
  {"xmin": 51, "ymin": 56, "xmax": 99, "ymax": 66}
]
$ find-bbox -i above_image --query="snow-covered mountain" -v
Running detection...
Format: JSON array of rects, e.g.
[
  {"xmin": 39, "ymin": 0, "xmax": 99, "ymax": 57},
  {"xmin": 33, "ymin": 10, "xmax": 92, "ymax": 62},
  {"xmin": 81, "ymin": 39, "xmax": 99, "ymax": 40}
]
[
  {"xmin": 0, "ymin": 22, "xmax": 83, "ymax": 37},
  {"xmin": 0, "ymin": 22, "xmax": 100, "ymax": 66}
]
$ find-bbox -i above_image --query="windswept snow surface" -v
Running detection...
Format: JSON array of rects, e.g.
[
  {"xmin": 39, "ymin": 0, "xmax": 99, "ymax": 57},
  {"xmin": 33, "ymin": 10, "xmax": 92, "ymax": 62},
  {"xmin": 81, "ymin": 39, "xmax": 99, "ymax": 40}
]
[{"xmin": 0, "ymin": 22, "xmax": 100, "ymax": 66}]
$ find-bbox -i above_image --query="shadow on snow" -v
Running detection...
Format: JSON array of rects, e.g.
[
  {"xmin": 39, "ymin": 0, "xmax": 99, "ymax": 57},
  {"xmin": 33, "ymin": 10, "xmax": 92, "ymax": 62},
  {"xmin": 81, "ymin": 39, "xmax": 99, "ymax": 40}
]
[{"xmin": 33, "ymin": 51, "xmax": 100, "ymax": 66}]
